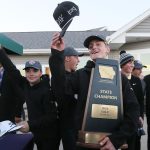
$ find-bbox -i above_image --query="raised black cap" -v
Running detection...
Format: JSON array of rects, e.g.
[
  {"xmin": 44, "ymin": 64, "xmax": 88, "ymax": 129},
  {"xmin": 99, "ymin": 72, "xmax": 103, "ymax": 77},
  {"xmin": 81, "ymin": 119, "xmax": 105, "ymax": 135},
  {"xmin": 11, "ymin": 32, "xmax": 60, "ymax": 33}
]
[{"xmin": 53, "ymin": 1, "xmax": 79, "ymax": 37}]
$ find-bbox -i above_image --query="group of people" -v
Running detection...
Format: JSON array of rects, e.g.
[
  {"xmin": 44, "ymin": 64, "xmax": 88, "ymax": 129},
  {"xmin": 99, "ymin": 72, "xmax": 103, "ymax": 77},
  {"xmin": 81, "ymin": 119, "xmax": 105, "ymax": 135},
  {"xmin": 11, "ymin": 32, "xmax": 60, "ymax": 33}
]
[
  {"xmin": 0, "ymin": 32, "xmax": 149, "ymax": 150},
  {"xmin": 50, "ymin": 33, "xmax": 139, "ymax": 150}
]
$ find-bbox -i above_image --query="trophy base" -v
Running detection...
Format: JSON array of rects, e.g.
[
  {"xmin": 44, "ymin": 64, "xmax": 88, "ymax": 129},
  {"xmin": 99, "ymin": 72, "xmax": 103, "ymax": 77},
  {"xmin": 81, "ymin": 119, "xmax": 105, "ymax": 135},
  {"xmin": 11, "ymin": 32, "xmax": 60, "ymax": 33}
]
[
  {"xmin": 76, "ymin": 141, "xmax": 128, "ymax": 149},
  {"xmin": 78, "ymin": 131, "xmax": 110, "ymax": 144},
  {"xmin": 77, "ymin": 131, "xmax": 128, "ymax": 149}
]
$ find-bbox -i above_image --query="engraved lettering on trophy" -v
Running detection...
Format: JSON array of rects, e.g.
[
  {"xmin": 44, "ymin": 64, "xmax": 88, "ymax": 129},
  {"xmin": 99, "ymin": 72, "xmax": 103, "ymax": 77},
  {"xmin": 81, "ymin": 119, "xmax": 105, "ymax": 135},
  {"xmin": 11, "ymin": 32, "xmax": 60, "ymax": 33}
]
[
  {"xmin": 100, "ymin": 89, "xmax": 112, "ymax": 94},
  {"xmin": 94, "ymin": 94, "xmax": 117, "ymax": 100},
  {"xmin": 91, "ymin": 104, "xmax": 118, "ymax": 119},
  {"xmin": 93, "ymin": 89, "xmax": 118, "ymax": 100}
]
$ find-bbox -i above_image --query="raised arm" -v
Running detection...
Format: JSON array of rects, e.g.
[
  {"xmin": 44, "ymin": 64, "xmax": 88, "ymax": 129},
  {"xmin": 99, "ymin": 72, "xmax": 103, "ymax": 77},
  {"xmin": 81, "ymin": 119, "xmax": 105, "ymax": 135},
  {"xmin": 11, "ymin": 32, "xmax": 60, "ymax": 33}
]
[
  {"xmin": 0, "ymin": 47, "xmax": 24, "ymax": 84},
  {"xmin": 49, "ymin": 32, "xmax": 66, "ymax": 98}
]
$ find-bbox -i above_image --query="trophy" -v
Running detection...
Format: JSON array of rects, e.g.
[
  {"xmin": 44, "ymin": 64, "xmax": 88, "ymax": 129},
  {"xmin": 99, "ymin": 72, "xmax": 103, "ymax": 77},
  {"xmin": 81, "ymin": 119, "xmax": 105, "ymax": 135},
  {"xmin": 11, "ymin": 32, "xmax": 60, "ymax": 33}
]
[{"xmin": 77, "ymin": 58, "xmax": 124, "ymax": 148}]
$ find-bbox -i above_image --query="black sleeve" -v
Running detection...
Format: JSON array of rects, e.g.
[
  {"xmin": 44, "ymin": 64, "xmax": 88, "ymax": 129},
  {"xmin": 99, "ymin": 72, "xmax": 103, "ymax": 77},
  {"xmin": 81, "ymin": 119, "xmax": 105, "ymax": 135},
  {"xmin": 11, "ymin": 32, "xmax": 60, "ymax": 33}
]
[
  {"xmin": 0, "ymin": 48, "xmax": 24, "ymax": 85},
  {"xmin": 28, "ymin": 90, "xmax": 58, "ymax": 130},
  {"xmin": 12, "ymin": 79, "xmax": 26, "ymax": 118},
  {"xmin": 49, "ymin": 48, "xmax": 79, "ymax": 104},
  {"xmin": 144, "ymin": 75, "xmax": 150, "ymax": 117},
  {"xmin": 136, "ymin": 78, "xmax": 145, "ymax": 118},
  {"xmin": 109, "ymin": 74, "xmax": 140, "ymax": 149},
  {"xmin": 15, "ymin": 97, "xmax": 25, "ymax": 118},
  {"xmin": 65, "ymin": 70, "xmax": 79, "ymax": 95},
  {"xmin": 49, "ymin": 48, "xmax": 66, "ymax": 98}
]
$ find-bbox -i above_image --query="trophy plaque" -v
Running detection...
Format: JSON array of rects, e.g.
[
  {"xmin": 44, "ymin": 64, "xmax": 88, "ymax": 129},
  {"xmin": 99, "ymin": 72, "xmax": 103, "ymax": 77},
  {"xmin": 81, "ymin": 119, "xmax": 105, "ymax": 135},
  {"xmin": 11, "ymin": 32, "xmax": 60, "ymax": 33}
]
[{"xmin": 77, "ymin": 58, "xmax": 123, "ymax": 148}]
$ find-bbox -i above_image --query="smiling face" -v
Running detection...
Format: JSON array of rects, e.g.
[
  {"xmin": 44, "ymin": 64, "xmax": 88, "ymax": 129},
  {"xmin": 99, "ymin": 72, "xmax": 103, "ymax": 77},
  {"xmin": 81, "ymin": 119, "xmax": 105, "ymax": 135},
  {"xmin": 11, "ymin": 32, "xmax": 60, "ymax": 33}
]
[
  {"xmin": 132, "ymin": 68, "xmax": 142, "ymax": 78},
  {"xmin": 65, "ymin": 55, "xmax": 79, "ymax": 72},
  {"xmin": 25, "ymin": 68, "xmax": 42, "ymax": 86},
  {"xmin": 88, "ymin": 40, "xmax": 110, "ymax": 61},
  {"xmin": 121, "ymin": 60, "xmax": 134, "ymax": 75}
]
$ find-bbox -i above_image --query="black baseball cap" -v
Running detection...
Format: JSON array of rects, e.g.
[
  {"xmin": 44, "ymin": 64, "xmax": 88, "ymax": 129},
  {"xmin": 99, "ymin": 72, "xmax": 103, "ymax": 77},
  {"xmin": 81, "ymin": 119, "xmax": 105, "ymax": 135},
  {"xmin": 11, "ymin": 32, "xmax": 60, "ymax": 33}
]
[
  {"xmin": 53, "ymin": 1, "xmax": 79, "ymax": 37},
  {"xmin": 84, "ymin": 35, "xmax": 106, "ymax": 48},
  {"xmin": 64, "ymin": 47, "xmax": 84, "ymax": 57},
  {"xmin": 23, "ymin": 60, "xmax": 42, "ymax": 70}
]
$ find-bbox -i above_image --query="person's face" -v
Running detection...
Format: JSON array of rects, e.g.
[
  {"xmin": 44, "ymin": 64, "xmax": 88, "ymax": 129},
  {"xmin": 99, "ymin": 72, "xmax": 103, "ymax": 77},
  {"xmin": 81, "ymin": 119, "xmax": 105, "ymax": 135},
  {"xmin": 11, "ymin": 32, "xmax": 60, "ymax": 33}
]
[
  {"xmin": 132, "ymin": 68, "xmax": 142, "ymax": 78},
  {"xmin": 88, "ymin": 40, "xmax": 110, "ymax": 60},
  {"xmin": 25, "ymin": 68, "xmax": 42, "ymax": 85},
  {"xmin": 66, "ymin": 56, "xmax": 79, "ymax": 72},
  {"xmin": 121, "ymin": 60, "xmax": 134, "ymax": 74}
]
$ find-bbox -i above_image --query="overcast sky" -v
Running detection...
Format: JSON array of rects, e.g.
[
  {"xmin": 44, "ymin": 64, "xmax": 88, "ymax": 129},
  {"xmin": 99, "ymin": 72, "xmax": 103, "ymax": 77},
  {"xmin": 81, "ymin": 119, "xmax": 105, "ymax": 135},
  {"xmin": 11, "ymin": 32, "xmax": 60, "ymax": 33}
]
[{"xmin": 0, "ymin": 0, "xmax": 150, "ymax": 32}]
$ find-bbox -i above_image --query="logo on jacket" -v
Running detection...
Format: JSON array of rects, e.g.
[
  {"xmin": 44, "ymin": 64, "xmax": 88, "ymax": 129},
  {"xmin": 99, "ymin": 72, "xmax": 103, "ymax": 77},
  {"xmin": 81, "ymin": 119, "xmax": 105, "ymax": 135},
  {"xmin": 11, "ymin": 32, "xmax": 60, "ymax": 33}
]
[{"xmin": 132, "ymin": 83, "xmax": 136, "ymax": 86}]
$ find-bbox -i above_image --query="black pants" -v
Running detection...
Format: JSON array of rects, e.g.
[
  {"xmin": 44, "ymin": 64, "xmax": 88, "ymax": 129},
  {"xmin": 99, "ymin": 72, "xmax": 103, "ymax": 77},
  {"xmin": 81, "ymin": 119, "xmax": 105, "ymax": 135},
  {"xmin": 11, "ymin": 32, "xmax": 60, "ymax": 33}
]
[
  {"xmin": 134, "ymin": 135, "xmax": 141, "ymax": 150},
  {"xmin": 147, "ymin": 117, "xmax": 150, "ymax": 150},
  {"xmin": 60, "ymin": 128, "xmax": 77, "ymax": 150},
  {"xmin": 24, "ymin": 138, "xmax": 34, "ymax": 150},
  {"xmin": 35, "ymin": 138, "xmax": 60, "ymax": 150},
  {"xmin": 126, "ymin": 134, "xmax": 136, "ymax": 150}
]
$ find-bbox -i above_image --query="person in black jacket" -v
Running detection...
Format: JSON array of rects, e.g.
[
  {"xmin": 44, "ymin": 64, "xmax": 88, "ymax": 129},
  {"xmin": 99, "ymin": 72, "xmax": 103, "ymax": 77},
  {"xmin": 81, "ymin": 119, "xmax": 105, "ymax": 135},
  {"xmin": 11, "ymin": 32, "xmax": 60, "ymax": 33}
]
[
  {"xmin": 144, "ymin": 74, "xmax": 150, "ymax": 150},
  {"xmin": 0, "ymin": 62, "xmax": 23, "ymax": 123},
  {"xmin": 120, "ymin": 51, "xmax": 145, "ymax": 150},
  {"xmin": 57, "ymin": 47, "xmax": 83, "ymax": 150},
  {"xmin": 49, "ymin": 32, "xmax": 140, "ymax": 150},
  {"xmin": 132, "ymin": 60, "xmax": 147, "ymax": 95},
  {"xmin": 0, "ymin": 48, "xmax": 60, "ymax": 150}
]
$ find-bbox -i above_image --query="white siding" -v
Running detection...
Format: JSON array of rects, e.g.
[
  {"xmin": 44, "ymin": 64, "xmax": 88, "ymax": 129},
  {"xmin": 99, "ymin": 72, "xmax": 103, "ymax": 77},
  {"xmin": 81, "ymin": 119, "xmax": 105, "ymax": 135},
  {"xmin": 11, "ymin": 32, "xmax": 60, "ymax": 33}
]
[
  {"xmin": 129, "ymin": 16, "xmax": 150, "ymax": 33},
  {"xmin": 120, "ymin": 41, "xmax": 150, "ymax": 50}
]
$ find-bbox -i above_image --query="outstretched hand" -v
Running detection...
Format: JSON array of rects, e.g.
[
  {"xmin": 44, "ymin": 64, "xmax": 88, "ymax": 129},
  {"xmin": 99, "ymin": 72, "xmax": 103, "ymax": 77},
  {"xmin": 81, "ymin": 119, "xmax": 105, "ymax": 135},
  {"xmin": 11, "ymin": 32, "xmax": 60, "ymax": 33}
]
[{"xmin": 50, "ymin": 32, "xmax": 65, "ymax": 51}]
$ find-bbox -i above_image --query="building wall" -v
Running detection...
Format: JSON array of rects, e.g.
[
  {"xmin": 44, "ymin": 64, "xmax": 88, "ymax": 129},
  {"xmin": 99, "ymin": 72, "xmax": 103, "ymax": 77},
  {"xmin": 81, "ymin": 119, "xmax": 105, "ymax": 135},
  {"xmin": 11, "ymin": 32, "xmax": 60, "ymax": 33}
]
[
  {"xmin": 9, "ymin": 43, "xmax": 150, "ymax": 76},
  {"xmin": 120, "ymin": 41, "xmax": 150, "ymax": 75},
  {"xmin": 121, "ymin": 41, "xmax": 150, "ymax": 50},
  {"xmin": 129, "ymin": 16, "xmax": 150, "ymax": 33}
]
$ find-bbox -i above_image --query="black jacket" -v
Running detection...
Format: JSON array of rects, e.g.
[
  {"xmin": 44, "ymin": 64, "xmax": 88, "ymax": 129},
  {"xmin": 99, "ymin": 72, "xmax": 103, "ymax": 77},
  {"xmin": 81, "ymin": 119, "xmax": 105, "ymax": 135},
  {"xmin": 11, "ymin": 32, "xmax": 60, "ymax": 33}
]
[
  {"xmin": 49, "ymin": 50, "xmax": 77, "ymax": 129},
  {"xmin": 58, "ymin": 71, "xmax": 77, "ymax": 129},
  {"xmin": 0, "ymin": 49, "xmax": 58, "ymax": 140},
  {"xmin": 144, "ymin": 75, "xmax": 150, "ymax": 117},
  {"xmin": 49, "ymin": 48, "xmax": 140, "ymax": 149},
  {"xmin": 0, "ymin": 70, "xmax": 23, "ymax": 122},
  {"xmin": 130, "ymin": 75, "xmax": 144, "ymax": 118}
]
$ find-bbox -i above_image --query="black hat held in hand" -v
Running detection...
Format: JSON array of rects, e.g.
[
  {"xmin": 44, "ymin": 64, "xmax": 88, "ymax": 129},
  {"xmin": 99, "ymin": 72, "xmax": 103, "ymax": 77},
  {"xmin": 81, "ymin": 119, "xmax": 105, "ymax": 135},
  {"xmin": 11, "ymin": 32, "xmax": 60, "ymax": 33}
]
[{"xmin": 53, "ymin": 1, "xmax": 79, "ymax": 37}]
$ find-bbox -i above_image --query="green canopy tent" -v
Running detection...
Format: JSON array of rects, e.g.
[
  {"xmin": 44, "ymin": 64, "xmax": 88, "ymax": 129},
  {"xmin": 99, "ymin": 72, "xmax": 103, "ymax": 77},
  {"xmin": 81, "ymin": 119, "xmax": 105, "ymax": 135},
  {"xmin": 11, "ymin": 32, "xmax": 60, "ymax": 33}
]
[{"xmin": 0, "ymin": 33, "xmax": 23, "ymax": 55}]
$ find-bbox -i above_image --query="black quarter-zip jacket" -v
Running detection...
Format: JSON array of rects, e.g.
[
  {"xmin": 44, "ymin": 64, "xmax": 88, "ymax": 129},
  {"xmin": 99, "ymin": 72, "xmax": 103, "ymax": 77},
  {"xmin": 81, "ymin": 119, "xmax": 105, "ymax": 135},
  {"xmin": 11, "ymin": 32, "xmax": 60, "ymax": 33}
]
[{"xmin": 0, "ymin": 49, "xmax": 58, "ymax": 140}]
